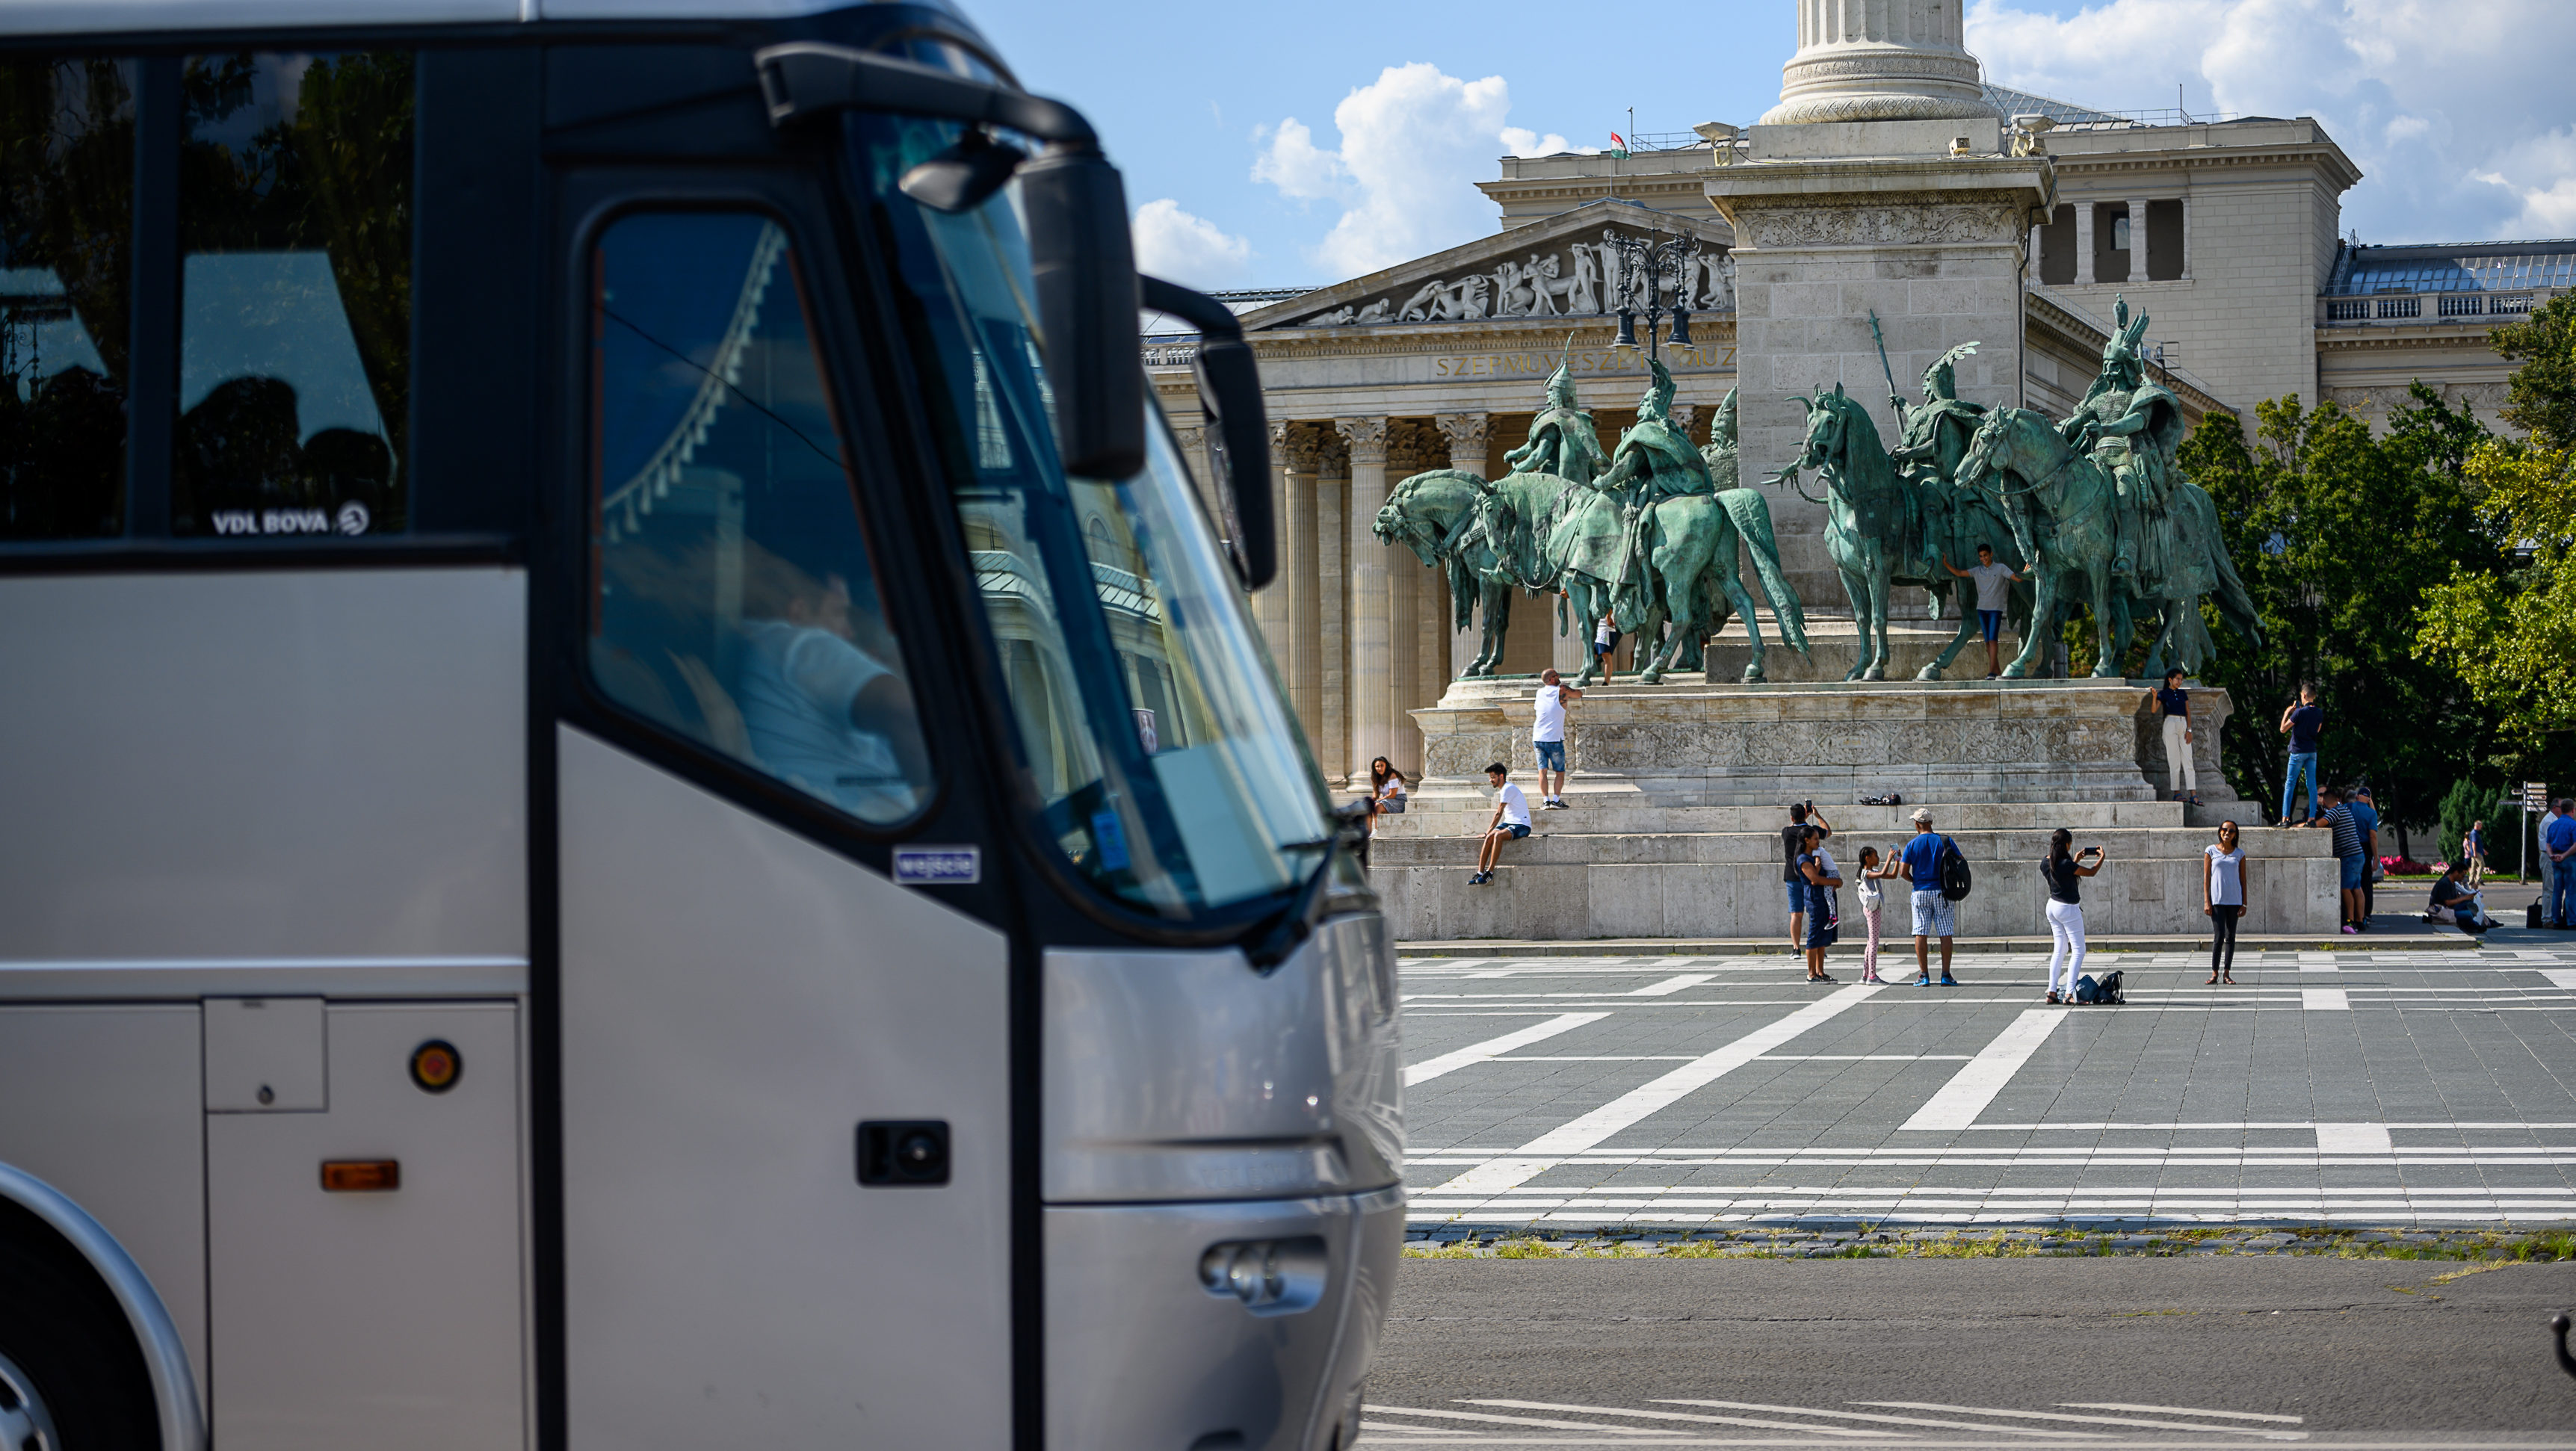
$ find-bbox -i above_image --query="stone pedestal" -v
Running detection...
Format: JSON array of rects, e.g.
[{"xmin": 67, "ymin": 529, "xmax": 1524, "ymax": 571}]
[
  {"xmin": 1710, "ymin": 151, "xmax": 2054, "ymax": 615},
  {"xmin": 1371, "ymin": 677, "xmax": 2310, "ymax": 941}
]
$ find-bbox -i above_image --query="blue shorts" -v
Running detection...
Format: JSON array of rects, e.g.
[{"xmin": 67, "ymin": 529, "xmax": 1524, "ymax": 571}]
[
  {"xmin": 1788, "ymin": 878, "xmax": 1806, "ymax": 912},
  {"xmin": 2340, "ymin": 854, "xmax": 2367, "ymax": 890},
  {"xmin": 1978, "ymin": 609, "xmax": 2004, "ymax": 643},
  {"xmin": 1500, "ymin": 823, "xmax": 1531, "ymax": 839},
  {"xmin": 1533, "ymin": 739, "xmax": 1566, "ymax": 772}
]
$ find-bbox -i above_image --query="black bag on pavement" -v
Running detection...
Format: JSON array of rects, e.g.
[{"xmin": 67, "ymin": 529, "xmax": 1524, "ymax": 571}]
[
  {"xmin": 1937, "ymin": 835, "xmax": 1973, "ymax": 900},
  {"xmin": 2529, "ymin": 900, "xmax": 2545, "ymax": 929}
]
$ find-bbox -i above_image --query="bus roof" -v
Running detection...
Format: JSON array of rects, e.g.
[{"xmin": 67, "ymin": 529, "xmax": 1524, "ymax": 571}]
[{"xmin": 0, "ymin": 0, "xmax": 933, "ymax": 38}]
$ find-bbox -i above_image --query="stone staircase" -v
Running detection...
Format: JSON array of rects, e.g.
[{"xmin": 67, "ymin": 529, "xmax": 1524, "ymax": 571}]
[{"xmin": 1365, "ymin": 676, "xmax": 2339, "ymax": 941}]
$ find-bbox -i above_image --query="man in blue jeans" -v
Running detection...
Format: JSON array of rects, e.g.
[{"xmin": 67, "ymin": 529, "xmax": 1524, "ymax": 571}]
[
  {"xmin": 2278, "ymin": 682, "xmax": 2323, "ymax": 824},
  {"xmin": 2548, "ymin": 798, "xmax": 2576, "ymax": 928}
]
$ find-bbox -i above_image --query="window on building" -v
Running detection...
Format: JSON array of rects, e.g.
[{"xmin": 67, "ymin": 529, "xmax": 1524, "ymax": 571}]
[
  {"xmin": 2036, "ymin": 203, "xmax": 2075, "ymax": 285},
  {"xmin": 2093, "ymin": 202, "xmax": 2131, "ymax": 285},
  {"xmin": 176, "ymin": 52, "xmax": 413, "ymax": 539},
  {"xmin": 2146, "ymin": 199, "xmax": 2186, "ymax": 282},
  {"xmin": 587, "ymin": 210, "xmax": 932, "ymax": 827},
  {"xmin": 1, "ymin": 58, "xmax": 135, "ymax": 541}
]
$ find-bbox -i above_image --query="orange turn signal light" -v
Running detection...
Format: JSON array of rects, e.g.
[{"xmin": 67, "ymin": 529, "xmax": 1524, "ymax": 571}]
[{"xmin": 320, "ymin": 1160, "xmax": 401, "ymax": 1192}]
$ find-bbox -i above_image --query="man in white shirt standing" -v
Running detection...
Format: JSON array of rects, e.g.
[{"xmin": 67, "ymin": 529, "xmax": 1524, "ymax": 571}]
[
  {"xmin": 1531, "ymin": 667, "xmax": 1581, "ymax": 809},
  {"xmin": 1470, "ymin": 762, "xmax": 1533, "ymax": 885}
]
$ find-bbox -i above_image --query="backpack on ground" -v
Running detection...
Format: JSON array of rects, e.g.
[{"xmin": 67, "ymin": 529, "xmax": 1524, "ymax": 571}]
[
  {"xmin": 2530, "ymin": 900, "xmax": 2546, "ymax": 929},
  {"xmin": 2072, "ymin": 969, "xmax": 2125, "ymax": 1006},
  {"xmin": 1937, "ymin": 835, "xmax": 1973, "ymax": 900}
]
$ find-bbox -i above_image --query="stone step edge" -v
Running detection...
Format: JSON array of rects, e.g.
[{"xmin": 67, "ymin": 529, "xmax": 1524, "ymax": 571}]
[{"xmin": 1395, "ymin": 932, "xmax": 2477, "ymax": 956}]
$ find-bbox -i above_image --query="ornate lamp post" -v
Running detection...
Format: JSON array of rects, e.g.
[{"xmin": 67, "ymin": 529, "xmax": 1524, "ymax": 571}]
[{"xmin": 1603, "ymin": 228, "xmax": 1702, "ymax": 360}]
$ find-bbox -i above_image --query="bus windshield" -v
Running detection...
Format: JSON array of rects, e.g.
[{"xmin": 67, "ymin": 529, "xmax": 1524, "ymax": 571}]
[{"xmin": 850, "ymin": 114, "xmax": 1331, "ymax": 918}]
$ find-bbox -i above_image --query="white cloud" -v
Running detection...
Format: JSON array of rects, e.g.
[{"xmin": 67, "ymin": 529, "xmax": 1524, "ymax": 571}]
[
  {"xmin": 1501, "ymin": 126, "xmax": 1578, "ymax": 158},
  {"xmin": 1253, "ymin": 63, "xmax": 1584, "ymax": 281},
  {"xmin": 1131, "ymin": 199, "xmax": 1253, "ymax": 288},
  {"xmin": 1965, "ymin": 0, "xmax": 2576, "ymax": 244}
]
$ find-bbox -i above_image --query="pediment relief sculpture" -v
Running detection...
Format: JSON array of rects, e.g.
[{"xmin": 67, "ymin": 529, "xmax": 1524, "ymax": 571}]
[{"xmin": 1293, "ymin": 229, "xmax": 1734, "ymax": 329}]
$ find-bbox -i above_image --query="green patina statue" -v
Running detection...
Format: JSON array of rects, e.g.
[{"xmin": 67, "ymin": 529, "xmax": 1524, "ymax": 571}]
[
  {"xmin": 1950, "ymin": 295, "xmax": 2264, "ymax": 678},
  {"xmin": 1502, "ymin": 342, "xmax": 1608, "ymax": 485},
  {"xmin": 1373, "ymin": 356, "xmax": 1805, "ymax": 684},
  {"xmin": 2059, "ymin": 298, "xmax": 2188, "ymax": 587},
  {"xmin": 1698, "ymin": 387, "xmax": 1741, "ymax": 489}
]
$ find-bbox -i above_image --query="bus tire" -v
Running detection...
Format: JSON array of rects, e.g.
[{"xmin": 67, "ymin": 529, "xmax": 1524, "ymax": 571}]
[{"xmin": 0, "ymin": 1197, "xmax": 162, "ymax": 1450}]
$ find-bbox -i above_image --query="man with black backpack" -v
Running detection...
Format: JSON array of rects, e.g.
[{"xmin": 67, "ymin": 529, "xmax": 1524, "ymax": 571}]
[{"xmin": 1897, "ymin": 807, "xmax": 1969, "ymax": 986}]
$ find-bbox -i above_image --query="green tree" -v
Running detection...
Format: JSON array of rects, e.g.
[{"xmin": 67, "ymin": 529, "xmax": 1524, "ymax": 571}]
[
  {"xmin": 2415, "ymin": 294, "xmax": 2576, "ymax": 758},
  {"xmin": 2178, "ymin": 386, "xmax": 2505, "ymax": 847}
]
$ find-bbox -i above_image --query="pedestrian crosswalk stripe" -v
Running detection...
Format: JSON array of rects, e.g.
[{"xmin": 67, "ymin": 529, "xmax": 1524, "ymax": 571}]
[
  {"xmin": 1425, "ymin": 986, "xmax": 1881, "ymax": 1199},
  {"xmin": 1902, "ymin": 1009, "xmax": 2069, "ymax": 1130},
  {"xmin": 1406, "ymin": 1012, "xmax": 1612, "ymax": 1086}
]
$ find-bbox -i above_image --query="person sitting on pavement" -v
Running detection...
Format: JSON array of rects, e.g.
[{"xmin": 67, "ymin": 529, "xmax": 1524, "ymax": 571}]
[
  {"xmin": 1797, "ymin": 826, "xmax": 1843, "ymax": 983},
  {"xmin": 2307, "ymin": 785, "xmax": 2367, "ymax": 933},
  {"xmin": 1468, "ymin": 762, "xmax": 1531, "ymax": 886},
  {"xmin": 1531, "ymin": 668, "xmax": 1581, "ymax": 810},
  {"xmin": 1897, "ymin": 807, "xmax": 1962, "ymax": 986},
  {"xmin": 2426, "ymin": 861, "xmax": 2490, "ymax": 933}
]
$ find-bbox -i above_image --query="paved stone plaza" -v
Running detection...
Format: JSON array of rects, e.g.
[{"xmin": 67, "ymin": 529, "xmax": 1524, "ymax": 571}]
[{"xmin": 1401, "ymin": 938, "xmax": 2576, "ymax": 1231}]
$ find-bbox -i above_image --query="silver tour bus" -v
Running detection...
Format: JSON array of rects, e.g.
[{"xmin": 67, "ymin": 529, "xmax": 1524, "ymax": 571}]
[{"xmin": 0, "ymin": 1, "xmax": 1401, "ymax": 1447}]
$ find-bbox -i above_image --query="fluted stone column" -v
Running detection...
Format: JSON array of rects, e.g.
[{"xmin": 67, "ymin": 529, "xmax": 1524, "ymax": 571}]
[
  {"xmin": 2076, "ymin": 202, "xmax": 2097, "ymax": 285},
  {"xmin": 1253, "ymin": 421, "xmax": 1292, "ymax": 660},
  {"xmin": 1431, "ymin": 412, "xmax": 1490, "ymax": 699},
  {"xmin": 1279, "ymin": 426, "xmax": 1323, "ymax": 748},
  {"xmin": 1315, "ymin": 439, "xmax": 1349, "ymax": 785},
  {"xmin": 1337, "ymin": 416, "xmax": 1392, "ymax": 782},
  {"xmin": 1318, "ymin": 438, "xmax": 1360, "ymax": 788},
  {"xmin": 1761, "ymin": 0, "xmax": 1995, "ymax": 126},
  {"xmin": 1382, "ymin": 422, "xmax": 1424, "ymax": 776}
]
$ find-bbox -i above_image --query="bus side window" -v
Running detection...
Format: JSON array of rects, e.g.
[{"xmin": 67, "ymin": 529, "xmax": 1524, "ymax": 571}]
[
  {"xmin": 0, "ymin": 58, "xmax": 136, "ymax": 541},
  {"xmin": 175, "ymin": 51, "xmax": 413, "ymax": 539},
  {"xmin": 586, "ymin": 211, "xmax": 931, "ymax": 828}
]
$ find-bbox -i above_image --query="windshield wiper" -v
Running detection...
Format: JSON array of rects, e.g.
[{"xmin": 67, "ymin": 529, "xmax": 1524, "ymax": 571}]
[{"xmin": 1244, "ymin": 802, "xmax": 1372, "ymax": 972}]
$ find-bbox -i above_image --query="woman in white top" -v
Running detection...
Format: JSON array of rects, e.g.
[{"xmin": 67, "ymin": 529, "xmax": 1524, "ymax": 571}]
[{"xmin": 2203, "ymin": 819, "xmax": 2249, "ymax": 985}]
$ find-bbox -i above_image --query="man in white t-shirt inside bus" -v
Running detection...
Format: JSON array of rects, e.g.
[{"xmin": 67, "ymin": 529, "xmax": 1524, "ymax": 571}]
[
  {"xmin": 1941, "ymin": 543, "xmax": 2024, "ymax": 680},
  {"xmin": 1531, "ymin": 667, "xmax": 1582, "ymax": 809},
  {"xmin": 1469, "ymin": 761, "xmax": 1532, "ymax": 885}
]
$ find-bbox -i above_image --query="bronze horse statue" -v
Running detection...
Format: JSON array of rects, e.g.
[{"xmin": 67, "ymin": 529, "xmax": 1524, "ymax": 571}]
[
  {"xmin": 1953, "ymin": 406, "xmax": 2264, "ymax": 677},
  {"xmin": 1775, "ymin": 383, "xmax": 2032, "ymax": 680}
]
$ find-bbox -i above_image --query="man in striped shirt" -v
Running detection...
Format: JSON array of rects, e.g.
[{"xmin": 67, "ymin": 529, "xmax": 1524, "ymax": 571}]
[{"xmin": 2307, "ymin": 785, "xmax": 2367, "ymax": 933}]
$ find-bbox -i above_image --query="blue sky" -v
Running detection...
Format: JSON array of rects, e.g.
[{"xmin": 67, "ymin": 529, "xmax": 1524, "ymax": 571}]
[{"xmin": 965, "ymin": 0, "xmax": 2576, "ymax": 291}]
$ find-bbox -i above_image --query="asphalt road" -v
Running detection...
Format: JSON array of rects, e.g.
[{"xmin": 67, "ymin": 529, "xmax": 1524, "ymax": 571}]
[{"xmin": 1363, "ymin": 1257, "xmax": 2576, "ymax": 1447}]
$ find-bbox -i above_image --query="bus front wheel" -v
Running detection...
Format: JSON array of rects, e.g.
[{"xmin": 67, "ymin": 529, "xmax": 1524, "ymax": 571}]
[{"xmin": 0, "ymin": 1199, "xmax": 161, "ymax": 1450}]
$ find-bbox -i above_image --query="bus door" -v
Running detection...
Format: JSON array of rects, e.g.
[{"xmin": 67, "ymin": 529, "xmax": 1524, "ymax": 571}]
[{"xmin": 549, "ymin": 158, "xmax": 1022, "ymax": 1441}]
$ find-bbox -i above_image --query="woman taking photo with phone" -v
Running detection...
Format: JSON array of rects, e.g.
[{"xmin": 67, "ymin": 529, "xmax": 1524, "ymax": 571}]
[{"xmin": 2044, "ymin": 828, "xmax": 2105, "ymax": 1003}]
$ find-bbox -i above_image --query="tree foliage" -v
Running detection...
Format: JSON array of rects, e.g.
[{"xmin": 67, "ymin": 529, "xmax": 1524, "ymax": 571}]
[
  {"xmin": 2177, "ymin": 386, "xmax": 2505, "ymax": 844},
  {"xmin": 2415, "ymin": 294, "xmax": 2576, "ymax": 752}
]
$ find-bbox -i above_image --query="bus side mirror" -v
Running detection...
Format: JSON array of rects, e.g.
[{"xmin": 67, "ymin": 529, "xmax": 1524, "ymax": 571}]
[
  {"xmin": 753, "ymin": 42, "xmax": 1146, "ymax": 480},
  {"xmin": 1140, "ymin": 276, "xmax": 1275, "ymax": 591},
  {"xmin": 1019, "ymin": 147, "xmax": 1146, "ymax": 481}
]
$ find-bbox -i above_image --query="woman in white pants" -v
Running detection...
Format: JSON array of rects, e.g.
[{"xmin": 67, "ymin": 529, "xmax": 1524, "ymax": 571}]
[
  {"xmin": 2144, "ymin": 667, "xmax": 2198, "ymax": 806},
  {"xmin": 2043, "ymin": 827, "xmax": 2107, "ymax": 1003}
]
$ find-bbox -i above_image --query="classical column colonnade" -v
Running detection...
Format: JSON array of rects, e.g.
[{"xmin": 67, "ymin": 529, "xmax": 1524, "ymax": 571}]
[{"xmin": 1248, "ymin": 413, "xmax": 1490, "ymax": 789}]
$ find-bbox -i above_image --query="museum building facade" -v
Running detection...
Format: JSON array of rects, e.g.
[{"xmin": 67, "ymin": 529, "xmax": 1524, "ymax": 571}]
[{"xmin": 1146, "ymin": 7, "xmax": 2576, "ymax": 789}]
